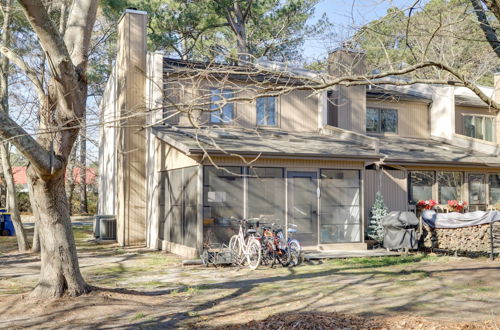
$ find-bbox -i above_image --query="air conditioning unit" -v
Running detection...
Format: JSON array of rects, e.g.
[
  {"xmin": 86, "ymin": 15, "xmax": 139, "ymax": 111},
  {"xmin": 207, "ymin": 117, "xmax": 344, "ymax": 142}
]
[{"xmin": 94, "ymin": 215, "xmax": 116, "ymax": 241}]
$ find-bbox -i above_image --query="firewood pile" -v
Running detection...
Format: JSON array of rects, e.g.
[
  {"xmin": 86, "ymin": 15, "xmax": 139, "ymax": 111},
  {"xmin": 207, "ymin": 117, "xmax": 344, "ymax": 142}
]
[
  {"xmin": 216, "ymin": 312, "xmax": 498, "ymax": 329},
  {"xmin": 421, "ymin": 223, "xmax": 492, "ymax": 253}
]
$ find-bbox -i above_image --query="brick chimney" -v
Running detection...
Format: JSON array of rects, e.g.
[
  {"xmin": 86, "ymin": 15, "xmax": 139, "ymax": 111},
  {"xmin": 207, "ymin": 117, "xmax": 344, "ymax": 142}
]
[{"xmin": 327, "ymin": 48, "xmax": 367, "ymax": 133}]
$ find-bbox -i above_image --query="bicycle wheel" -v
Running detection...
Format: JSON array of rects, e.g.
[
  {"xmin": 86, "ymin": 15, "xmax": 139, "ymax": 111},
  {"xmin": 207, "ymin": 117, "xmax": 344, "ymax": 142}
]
[
  {"xmin": 229, "ymin": 235, "xmax": 244, "ymax": 266},
  {"xmin": 260, "ymin": 238, "xmax": 274, "ymax": 266},
  {"xmin": 246, "ymin": 238, "xmax": 261, "ymax": 270},
  {"xmin": 288, "ymin": 240, "xmax": 301, "ymax": 267}
]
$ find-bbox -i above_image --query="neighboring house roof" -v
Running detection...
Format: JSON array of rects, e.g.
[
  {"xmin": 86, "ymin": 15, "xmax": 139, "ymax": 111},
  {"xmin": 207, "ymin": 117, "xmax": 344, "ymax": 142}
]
[
  {"xmin": 163, "ymin": 57, "xmax": 318, "ymax": 87},
  {"xmin": 152, "ymin": 126, "xmax": 381, "ymax": 160},
  {"xmin": 0, "ymin": 167, "xmax": 97, "ymax": 185},
  {"xmin": 378, "ymin": 136, "xmax": 500, "ymax": 166}
]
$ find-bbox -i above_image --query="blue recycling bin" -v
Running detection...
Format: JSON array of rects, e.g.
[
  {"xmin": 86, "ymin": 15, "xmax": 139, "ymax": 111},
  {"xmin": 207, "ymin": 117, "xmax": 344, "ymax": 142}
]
[{"xmin": 1, "ymin": 213, "xmax": 15, "ymax": 236}]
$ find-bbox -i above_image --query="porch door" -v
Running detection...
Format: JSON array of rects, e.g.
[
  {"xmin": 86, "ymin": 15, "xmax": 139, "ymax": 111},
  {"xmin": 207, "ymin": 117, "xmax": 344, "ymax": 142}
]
[{"xmin": 287, "ymin": 171, "xmax": 318, "ymax": 246}]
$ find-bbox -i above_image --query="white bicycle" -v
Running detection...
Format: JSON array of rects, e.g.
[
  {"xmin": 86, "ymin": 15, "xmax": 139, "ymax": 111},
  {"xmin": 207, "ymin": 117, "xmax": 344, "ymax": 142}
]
[{"xmin": 228, "ymin": 219, "xmax": 262, "ymax": 270}]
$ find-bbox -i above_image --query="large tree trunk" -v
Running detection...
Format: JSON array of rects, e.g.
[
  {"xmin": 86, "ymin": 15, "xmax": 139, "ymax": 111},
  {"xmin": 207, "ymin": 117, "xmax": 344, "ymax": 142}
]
[{"xmin": 29, "ymin": 166, "xmax": 89, "ymax": 298}]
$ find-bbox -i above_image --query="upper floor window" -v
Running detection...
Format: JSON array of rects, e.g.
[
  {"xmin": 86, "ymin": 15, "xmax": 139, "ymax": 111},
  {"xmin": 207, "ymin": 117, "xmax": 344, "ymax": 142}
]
[
  {"xmin": 366, "ymin": 108, "xmax": 397, "ymax": 133},
  {"xmin": 463, "ymin": 115, "xmax": 494, "ymax": 142},
  {"xmin": 256, "ymin": 96, "xmax": 277, "ymax": 126},
  {"xmin": 210, "ymin": 89, "xmax": 234, "ymax": 123}
]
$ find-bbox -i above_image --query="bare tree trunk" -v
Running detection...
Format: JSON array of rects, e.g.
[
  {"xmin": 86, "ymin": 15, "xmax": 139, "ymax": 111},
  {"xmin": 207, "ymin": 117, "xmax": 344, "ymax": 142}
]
[
  {"xmin": 79, "ymin": 133, "xmax": 88, "ymax": 214},
  {"xmin": 0, "ymin": 144, "xmax": 29, "ymax": 251},
  {"xmin": 0, "ymin": 0, "xmax": 29, "ymax": 251},
  {"xmin": 28, "ymin": 166, "xmax": 89, "ymax": 297},
  {"xmin": 27, "ymin": 175, "xmax": 40, "ymax": 252},
  {"xmin": 0, "ymin": 0, "xmax": 99, "ymax": 298},
  {"xmin": 66, "ymin": 145, "xmax": 77, "ymax": 215}
]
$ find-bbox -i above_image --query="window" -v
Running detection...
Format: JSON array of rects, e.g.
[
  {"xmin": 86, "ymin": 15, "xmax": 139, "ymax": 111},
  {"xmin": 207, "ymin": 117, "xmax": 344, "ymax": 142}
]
[
  {"xmin": 408, "ymin": 171, "xmax": 434, "ymax": 203},
  {"xmin": 256, "ymin": 96, "xmax": 277, "ymax": 126},
  {"xmin": 366, "ymin": 108, "xmax": 397, "ymax": 133},
  {"xmin": 210, "ymin": 89, "xmax": 234, "ymax": 123},
  {"xmin": 469, "ymin": 174, "xmax": 486, "ymax": 205},
  {"xmin": 463, "ymin": 115, "xmax": 494, "ymax": 142},
  {"xmin": 320, "ymin": 170, "xmax": 361, "ymax": 243},
  {"xmin": 489, "ymin": 174, "xmax": 500, "ymax": 205},
  {"xmin": 247, "ymin": 168, "xmax": 285, "ymax": 226},
  {"xmin": 437, "ymin": 172, "xmax": 463, "ymax": 204}
]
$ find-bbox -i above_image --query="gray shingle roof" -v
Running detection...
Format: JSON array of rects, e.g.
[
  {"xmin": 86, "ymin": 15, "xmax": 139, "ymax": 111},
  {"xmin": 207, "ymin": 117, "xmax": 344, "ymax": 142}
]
[
  {"xmin": 152, "ymin": 126, "xmax": 381, "ymax": 160},
  {"xmin": 152, "ymin": 126, "xmax": 500, "ymax": 166},
  {"xmin": 378, "ymin": 135, "xmax": 500, "ymax": 166}
]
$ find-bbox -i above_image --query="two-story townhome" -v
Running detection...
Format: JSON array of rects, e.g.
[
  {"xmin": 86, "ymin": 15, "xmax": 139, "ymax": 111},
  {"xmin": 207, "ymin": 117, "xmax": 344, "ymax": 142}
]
[{"xmin": 99, "ymin": 10, "xmax": 500, "ymax": 257}]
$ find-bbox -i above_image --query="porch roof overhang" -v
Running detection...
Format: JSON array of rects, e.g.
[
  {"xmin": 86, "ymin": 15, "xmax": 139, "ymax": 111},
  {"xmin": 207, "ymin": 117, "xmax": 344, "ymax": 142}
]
[
  {"xmin": 152, "ymin": 126, "xmax": 382, "ymax": 161},
  {"xmin": 377, "ymin": 136, "xmax": 500, "ymax": 167}
]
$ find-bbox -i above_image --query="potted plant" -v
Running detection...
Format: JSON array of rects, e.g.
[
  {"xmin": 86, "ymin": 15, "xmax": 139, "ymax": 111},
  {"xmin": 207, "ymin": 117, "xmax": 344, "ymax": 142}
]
[
  {"xmin": 447, "ymin": 200, "xmax": 468, "ymax": 212},
  {"xmin": 417, "ymin": 199, "xmax": 437, "ymax": 210}
]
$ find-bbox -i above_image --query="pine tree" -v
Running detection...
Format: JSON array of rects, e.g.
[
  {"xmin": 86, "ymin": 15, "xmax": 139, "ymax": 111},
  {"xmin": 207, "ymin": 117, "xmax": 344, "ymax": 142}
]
[{"xmin": 368, "ymin": 192, "xmax": 388, "ymax": 243}]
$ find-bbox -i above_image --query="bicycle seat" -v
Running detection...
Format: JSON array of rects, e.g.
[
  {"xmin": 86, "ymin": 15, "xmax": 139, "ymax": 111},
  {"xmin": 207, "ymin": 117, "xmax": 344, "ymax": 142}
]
[{"xmin": 246, "ymin": 229, "xmax": 258, "ymax": 235}]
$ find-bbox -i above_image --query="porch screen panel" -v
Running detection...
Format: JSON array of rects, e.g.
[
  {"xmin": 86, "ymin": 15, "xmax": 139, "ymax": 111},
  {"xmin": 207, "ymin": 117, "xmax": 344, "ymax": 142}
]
[
  {"xmin": 408, "ymin": 171, "xmax": 433, "ymax": 203},
  {"xmin": 168, "ymin": 168, "xmax": 183, "ymax": 244},
  {"xmin": 247, "ymin": 167, "xmax": 285, "ymax": 226},
  {"xmin": 469, "ymin": 174, "xmax": 486, "ymax": 205},
  {"xmin": 437, "ymin": 171, "xmax": 463, "ymax": 204},
  {"xmin": 182, "ymin": 167, "xmax": 198, "ymax": 248},
  {"xmin": 489, "ymin": 174, "xmax": 500, "ymax": 205},
  {"xmin": 320, "ymin": 170, "xmax": 361, "ymax": 243},
  {"xmin": 159, "ymin": 171, "xmax": 167, "ymax": 240},
  {"xmin": 203, "ymin": 166, "xmax": 243, "ymax": 244}
]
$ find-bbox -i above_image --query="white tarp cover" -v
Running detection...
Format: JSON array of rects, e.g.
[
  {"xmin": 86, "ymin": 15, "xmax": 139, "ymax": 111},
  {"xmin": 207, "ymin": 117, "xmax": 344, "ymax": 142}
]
[{"xmin": 422, "ymin": 210, "xmax": 500, "ymax": 229}]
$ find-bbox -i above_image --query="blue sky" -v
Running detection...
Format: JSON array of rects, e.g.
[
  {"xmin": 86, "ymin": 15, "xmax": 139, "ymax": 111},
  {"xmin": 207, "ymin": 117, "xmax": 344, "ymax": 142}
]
[{"xmin": 302, "ymin": 0, "xmax": 425, "ymax": 61}]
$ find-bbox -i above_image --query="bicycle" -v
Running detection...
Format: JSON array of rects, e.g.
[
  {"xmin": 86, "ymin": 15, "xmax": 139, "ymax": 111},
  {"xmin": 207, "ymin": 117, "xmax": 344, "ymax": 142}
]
[
  {"xmin": 228, "ymin": 219, "xmax": 262, "ymax": 270},
  {"xmin": 260, "ymin": 222, "xmax": 302, "ymax": 267}
]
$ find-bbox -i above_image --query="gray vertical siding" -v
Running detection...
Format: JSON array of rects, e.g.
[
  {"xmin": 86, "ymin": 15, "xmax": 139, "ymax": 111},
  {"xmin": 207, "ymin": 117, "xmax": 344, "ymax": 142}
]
[{"xmin": 364, "ymin": 169, "xmax": 408, "ymax": 226}]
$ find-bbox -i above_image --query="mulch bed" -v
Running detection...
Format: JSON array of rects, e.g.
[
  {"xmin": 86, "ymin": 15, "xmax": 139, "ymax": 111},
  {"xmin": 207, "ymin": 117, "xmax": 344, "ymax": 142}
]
[{"xmin": 216, "ymin": 312, "xmax": 499, "ymax": 329}]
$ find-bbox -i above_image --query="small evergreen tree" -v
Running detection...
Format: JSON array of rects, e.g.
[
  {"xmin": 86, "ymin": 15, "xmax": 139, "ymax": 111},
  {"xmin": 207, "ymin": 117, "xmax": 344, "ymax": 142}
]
[{"xmin": 368, "ymin": 192, "xmax": 388, "ymax": 243}]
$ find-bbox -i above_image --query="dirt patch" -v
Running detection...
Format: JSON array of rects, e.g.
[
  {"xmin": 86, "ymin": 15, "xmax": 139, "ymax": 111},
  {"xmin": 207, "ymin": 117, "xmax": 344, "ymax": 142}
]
[{"xmin": 1, "ymin": 224, "xmax": 500, "ymax": 328}]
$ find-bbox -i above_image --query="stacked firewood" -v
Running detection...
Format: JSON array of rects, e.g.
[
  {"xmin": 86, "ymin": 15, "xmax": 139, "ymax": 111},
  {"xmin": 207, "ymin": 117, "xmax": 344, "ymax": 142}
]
[{"xmin": 421, "ymin": 223, "xmax": 492, "ymax": 253}]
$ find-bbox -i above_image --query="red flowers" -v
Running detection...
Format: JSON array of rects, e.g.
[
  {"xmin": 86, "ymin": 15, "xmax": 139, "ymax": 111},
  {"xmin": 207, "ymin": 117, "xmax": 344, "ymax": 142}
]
[
  {"xmin": 447, "ymin": 200, "xmax": 468, "ymax": 212},
  {"xmin": 417, "ymin": 200, "xmax": 437, "ymax": 210}
]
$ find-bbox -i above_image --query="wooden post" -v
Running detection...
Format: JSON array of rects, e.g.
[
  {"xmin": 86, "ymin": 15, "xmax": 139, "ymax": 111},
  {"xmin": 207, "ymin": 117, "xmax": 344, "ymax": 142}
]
[{"xmin": 490, "ymin": 222, "xmax": 495, "ymax": 261}]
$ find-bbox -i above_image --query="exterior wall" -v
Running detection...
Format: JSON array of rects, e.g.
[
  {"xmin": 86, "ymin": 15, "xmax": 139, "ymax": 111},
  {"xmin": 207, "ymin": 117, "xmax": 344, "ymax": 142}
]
[
  {"xmin": 163, "ymin": 75, "xmax": 319, "ymax": 132},
  {"xmin": 455, "ymin": 105, "xmax": 500, "ymax": 143},
  {"xmin": 115, "ymin": 10, "xmax": 148, "ymax": 246},
  {"xmin": 431, "ymin": 86, "xmax": 455, "ymax": 140},
  {"xmin": 336, "ymin": 86, "xmax": 366, "ymax": 134},
  {"xmin": 164, "ymin": 145, "xmax": 200, "ymax": 170},
  {"xmin": 146, "ymin": 53, "xmax": 165, "ymax": 250},
  {"xmin": 98, "ymin": 66, "xmax": 117, "ymax": 216},
  {"xmin": 364, "ymin": 169, "xmax": 408, "ymax": 227},
  {"xmin": 281, "ymin": 90, "xmax": 319, "ymax": 131},
  {"xmin": 366, "ymin": 99, "xmax": 430, "ymax": 138},
  {"xmin": 202, "ymin": 156, "xmax": 365, "ymax": 169}
]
